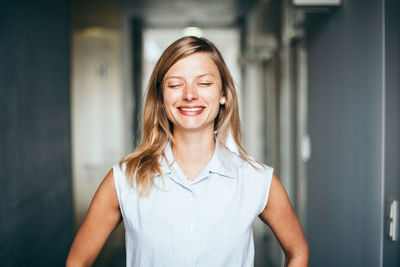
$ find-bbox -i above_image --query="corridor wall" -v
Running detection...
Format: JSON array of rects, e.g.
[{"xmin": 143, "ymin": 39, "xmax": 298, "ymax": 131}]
[
  {"xmin": 0, "ymin": 0, "xmax": 73, "ymax": 266},
  {"xmin": 305, "ymin": 1, "xmax": 384, "ymax": 266}
]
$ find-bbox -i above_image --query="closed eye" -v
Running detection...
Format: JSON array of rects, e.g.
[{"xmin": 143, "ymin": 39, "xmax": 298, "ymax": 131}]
[
  {"xmin": 199, "ymin": 83, "xmax": 212, "ymax": 86},
  {"xmin": 168, "ymin": 84, "xmax": 182, "ymax": 88}
]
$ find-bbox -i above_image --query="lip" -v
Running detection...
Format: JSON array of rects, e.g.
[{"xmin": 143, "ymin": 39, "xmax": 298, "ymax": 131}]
[{"xmin": 177, "ymin": 105, "xmax": 205, "ymax": 116}]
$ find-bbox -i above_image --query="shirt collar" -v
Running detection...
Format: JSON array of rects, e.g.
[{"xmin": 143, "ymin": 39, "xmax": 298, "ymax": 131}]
[{"xmin": 160, "ymin": 141, "xmax": 236, "ymax": 179}]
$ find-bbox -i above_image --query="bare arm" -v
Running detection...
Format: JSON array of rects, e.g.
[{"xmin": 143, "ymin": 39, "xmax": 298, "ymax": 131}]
[
  {"xmin": 66, "ymin": 169, "xmax": 122, "ymax": 267},
  {"xmin": 259, "ymin": 173, "xmax": 309, "ymax": 267}
]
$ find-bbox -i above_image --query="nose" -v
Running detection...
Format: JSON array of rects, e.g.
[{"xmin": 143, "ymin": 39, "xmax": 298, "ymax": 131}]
[{"xmin": 182, "ymin": 82, "xmax": 198, "ymax": 101}]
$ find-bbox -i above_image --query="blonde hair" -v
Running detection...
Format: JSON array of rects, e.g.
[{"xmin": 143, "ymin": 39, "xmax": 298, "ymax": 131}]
[{"xmin": 120, "ymin": 36, "xmax": 252, "ymax": 196}]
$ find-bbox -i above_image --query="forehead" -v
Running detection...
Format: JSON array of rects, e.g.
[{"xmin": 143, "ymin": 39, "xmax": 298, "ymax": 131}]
[{"xmin": 164, "ymin": 52, "xmax": 220, "ymax": 79}]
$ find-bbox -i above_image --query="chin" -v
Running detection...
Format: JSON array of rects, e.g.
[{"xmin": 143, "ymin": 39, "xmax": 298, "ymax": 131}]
[{"xmin": 174, "ymin": 122, "xmax": 213, "ymax": 132}]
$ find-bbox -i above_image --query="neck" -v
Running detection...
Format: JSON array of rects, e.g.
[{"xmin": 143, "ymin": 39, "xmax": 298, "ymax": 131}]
[{"xmin": 171, "ymin": 128, "xmax": 215, "ymax": 174}]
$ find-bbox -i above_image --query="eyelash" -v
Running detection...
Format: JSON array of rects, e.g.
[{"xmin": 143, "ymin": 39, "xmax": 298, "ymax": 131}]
[
  {"xmin": 167, "ymin": 83, "xmax": 212, "ymax": 88},
  {"xmin": 168, "ymin": 84, "xmax": 181, "ymax": 88}
]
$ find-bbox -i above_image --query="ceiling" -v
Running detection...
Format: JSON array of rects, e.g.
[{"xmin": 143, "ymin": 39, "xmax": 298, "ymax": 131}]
[{"xmin": 122, "ymin": 0, "xmax": 261, "ymax": 28}]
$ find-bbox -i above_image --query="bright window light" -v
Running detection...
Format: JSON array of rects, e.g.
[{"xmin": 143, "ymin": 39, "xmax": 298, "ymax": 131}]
[{"xmin": 183, "ymin": 27, "xmax": 203, "ymax": 38}]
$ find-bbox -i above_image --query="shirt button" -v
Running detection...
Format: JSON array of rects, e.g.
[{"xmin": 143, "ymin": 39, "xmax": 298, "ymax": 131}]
[
  {"xmin": 190, "ymin": 224, "xmax": 195, "ymax": 230},
  {"xmin": 187, "ymin": 256, "xmax": 193, "ymax": 262},
  {"xmin": 190, "ymin": 197, "xmax": 195, "ymax": 202}
]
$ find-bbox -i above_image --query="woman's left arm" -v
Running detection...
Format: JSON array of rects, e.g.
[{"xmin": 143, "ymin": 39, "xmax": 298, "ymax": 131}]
[{"xmin": 259, "ymin": 173, "xmax": 309, "ymax": 267}]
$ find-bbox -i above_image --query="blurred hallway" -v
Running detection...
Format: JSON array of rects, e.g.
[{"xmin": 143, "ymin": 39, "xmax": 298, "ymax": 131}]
[{"xmin": 1, "ymin": 0, "xmax": 399, "ymax": 266}]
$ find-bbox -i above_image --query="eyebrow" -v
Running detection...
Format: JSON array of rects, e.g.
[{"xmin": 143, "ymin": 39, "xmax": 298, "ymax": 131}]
[{"xmin": 164, "ymin": 73, "xmax": 216, "ymax": 81}]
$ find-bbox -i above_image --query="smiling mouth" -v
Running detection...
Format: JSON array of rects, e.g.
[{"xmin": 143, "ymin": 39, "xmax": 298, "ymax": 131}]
[
  {"xmin": 178, "ymin": 107, "xmax": 205, "ymax": 111},
  {"xmin": 177, "ymin": 106, "xmax": 205, "ymax": 115}
]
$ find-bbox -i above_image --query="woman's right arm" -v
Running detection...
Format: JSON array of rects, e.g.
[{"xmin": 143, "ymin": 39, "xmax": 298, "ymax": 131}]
[{"xmin": 66, "ymin": 169, "xmax": 122, "ymax": 267}]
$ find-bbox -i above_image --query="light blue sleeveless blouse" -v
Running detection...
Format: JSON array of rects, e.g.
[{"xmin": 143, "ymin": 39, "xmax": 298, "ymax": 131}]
[{"xmin": 113, "ymin": 142, "xmax": 273, "ymax": 267}]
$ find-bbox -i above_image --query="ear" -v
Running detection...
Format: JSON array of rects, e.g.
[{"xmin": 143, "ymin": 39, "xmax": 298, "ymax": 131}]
[{"xmin": 220, "ymin": 96, "xmax": 226, "ymax": 105}]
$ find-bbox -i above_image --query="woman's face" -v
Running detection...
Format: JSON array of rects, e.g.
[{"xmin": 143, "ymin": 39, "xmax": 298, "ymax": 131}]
[{"xmin": 163, "ymin": 52, "xmax": 226, "ymax": 134}]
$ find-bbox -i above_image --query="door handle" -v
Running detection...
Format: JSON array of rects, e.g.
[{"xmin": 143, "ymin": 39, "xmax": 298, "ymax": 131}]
[{"xmin": 389, "ymin": 200, "xmax": 399, "ymax": 241}]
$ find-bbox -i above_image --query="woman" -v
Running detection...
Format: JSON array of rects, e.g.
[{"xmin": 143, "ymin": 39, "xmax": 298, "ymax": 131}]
[{"xmin": 66, "ymin": 36, "xmax": 309, "ymax": 267}]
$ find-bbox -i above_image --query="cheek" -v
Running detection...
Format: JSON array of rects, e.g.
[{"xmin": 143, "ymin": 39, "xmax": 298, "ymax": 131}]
[
  {"xmin": 207, "ymin": 89, "xmax": 223, "ymax": 107},
  {"xmin": 163, "ymin": 89, "xmax": 179, "ymax": 105},
  {"xmin": 163, "ymin": 94, "xmax": 173, "ymax": 110},
  {"xmin": 163, "ymin": 92, "xmax": 176, "ymax": 120}
]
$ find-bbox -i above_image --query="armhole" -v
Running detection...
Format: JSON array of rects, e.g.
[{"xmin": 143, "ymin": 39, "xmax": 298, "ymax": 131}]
[
  {"xmin": 112, "ymin": 163, "xmax": 126, "ymax": 214},
  {"xmin": 258, "ymin": 166, "xmax": 274, "ymax": 215}
]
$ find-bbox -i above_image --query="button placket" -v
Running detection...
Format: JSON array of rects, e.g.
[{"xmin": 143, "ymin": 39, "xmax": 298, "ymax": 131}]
[{"xmin": 187, "ymin": 191, "xmax": 197, "ymax": 265}]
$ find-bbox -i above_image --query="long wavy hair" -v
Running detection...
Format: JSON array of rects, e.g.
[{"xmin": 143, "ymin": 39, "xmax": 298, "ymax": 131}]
[{"xmin": 120, "ymin": 36, "xmax": 251, "ymax": 196}]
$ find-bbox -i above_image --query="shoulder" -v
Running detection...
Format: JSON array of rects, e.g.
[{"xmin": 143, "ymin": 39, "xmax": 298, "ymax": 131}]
[
  {"xmin": 232, "ymin": 153, "xmax": 274, "ymax": 200},
  {"xmin": 113, "ymin": 162, "xmax": 127, "ymax": 177},
  {"xmin": 220, "ymin": 146, "xmax": 274, "ymax": 180},
  {"xmin": 112, "ymin": 162, "xmax": 133, "ymax": 193},
  {"xmin": 219, "ymin": 146, "xmax": 245, "ymax": 168},
  {"xmin": 240, "ymin": 159, "xmax": 274, "ymax": 189},
  {"xmin": 226, "ymin": 148, "xmax": 273, "ymax": 176}
]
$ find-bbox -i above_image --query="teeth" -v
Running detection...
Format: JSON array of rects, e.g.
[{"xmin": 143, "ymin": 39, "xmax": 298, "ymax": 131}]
[{"xmin": 180, "ymin": 107, "xmax": 204, "ymax": 111}]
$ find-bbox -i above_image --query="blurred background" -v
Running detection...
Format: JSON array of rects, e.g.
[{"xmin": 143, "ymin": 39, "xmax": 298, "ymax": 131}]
[{"xmin": 1, "ymin": 0, "xmax": 399, "ymax": 266}]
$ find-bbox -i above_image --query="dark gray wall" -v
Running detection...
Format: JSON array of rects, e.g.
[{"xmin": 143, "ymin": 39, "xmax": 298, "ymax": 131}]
[
  {"xmin": 383, "ymin": 0, "xmax": 400, "ymax": 266},
  {"xmin": 0, "ymin": 0, "xmax": 73, "ymax": 266},
  {"xmin": 305, "ymin": 1, "xmax": 384, "ymax": 266}
]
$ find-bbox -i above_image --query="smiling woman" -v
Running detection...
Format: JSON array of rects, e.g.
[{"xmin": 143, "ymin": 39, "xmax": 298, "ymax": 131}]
[
  {"xmin": 66, "ymin": 36, "xmax": 309, "ymax": 267},
  {"xmin": 163, "ymin": 53, "xmax": 225, "ymax": 133}
]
